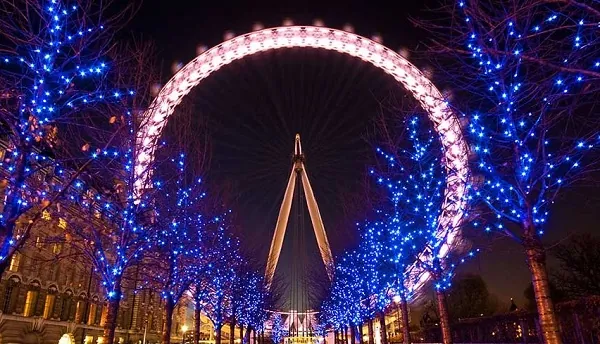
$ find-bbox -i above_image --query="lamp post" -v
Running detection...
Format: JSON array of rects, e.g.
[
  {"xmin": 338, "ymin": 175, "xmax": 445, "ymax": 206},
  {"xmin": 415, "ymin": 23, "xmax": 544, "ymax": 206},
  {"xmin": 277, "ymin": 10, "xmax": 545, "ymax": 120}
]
[
  {"xmin": 142, "ymin": 325, "xmax": 147, "ymax": 344},
  {"xmin": 182, "ymin": 325, "xmax": 189, "ymax": 344}
]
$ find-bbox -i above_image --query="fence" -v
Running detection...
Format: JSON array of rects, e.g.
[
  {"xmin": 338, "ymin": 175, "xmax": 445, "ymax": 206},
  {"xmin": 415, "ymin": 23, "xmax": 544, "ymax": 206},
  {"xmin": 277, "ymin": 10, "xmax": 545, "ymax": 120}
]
[{"xmin": 415, "ymin": 296, "xmax": 600, "ymax": 343}]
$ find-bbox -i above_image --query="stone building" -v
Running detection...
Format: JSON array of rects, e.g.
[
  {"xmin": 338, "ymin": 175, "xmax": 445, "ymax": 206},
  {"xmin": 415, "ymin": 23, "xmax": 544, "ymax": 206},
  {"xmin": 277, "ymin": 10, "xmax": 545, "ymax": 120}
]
[
  {"xmin": 0, "ymin": 211, "xmax": 169, "ymax": 344},
  {"xmin": 0, "ymin": 209, "xmax": 221, "ymax": 344}
]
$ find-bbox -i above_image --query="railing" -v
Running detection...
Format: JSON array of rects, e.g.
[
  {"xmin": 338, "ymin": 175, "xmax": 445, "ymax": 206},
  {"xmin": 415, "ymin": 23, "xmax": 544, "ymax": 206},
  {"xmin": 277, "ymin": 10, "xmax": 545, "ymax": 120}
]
[{"xmin": 415, "ymin": 296, "xmax": 600, "ymax": 343}]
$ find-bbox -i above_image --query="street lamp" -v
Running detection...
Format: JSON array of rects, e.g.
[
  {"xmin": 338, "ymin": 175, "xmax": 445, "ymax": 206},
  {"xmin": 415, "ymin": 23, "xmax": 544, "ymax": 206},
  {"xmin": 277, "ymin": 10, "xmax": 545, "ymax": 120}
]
[{"xmin": 182, "ymin": 325, "xmax": 189, "ymax": 343}]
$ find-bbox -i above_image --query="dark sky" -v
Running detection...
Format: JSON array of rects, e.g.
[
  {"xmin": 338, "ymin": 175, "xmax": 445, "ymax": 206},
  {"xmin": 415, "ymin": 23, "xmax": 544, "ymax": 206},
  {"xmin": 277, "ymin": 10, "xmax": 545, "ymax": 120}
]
[{"xmin": 125, "ymin": 0, "xmax": 599, "ymax": 310}]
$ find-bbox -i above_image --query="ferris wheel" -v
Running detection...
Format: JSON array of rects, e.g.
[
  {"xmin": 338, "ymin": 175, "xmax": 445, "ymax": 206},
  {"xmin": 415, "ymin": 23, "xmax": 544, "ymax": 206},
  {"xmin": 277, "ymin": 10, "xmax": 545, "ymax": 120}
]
[{"xmin": 135, "ymin": 23, "xmax": 469, "ymax": 313}]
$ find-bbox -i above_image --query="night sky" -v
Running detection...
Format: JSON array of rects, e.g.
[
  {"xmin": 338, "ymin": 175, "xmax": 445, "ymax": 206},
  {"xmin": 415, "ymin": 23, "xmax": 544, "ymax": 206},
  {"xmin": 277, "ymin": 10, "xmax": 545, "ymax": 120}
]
[{"xmin": 126, "ymin": 0, "xmax": 600, "ymax": 309}]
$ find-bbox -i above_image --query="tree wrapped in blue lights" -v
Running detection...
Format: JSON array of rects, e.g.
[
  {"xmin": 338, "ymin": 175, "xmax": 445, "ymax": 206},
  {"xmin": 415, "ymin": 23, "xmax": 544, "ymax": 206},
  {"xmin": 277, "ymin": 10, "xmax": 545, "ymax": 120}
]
[
  {"xmin": 419, "ymin": 1, "xmax": 600, "ymax": 342},
  {"xmin": 369, "ymin": 115, "xmax": 472, "ymax": 344},
  {"xmin": 199, "ymin": 214, "xmax": 243, "ymax": 344},
  {"xmin": 321, "ymin": 114, "xmax": 474, "ymax": 344},
  {"xmin": 0, "ymin": 0, "xmax": 137, "ymax": 275},
  {"xmin": 270, "ymin": 313, "xmax": 285, "ymax": 344},
  {"xmin": 150, "ymin": 153, "xmax": 208, "ymax": 344},
  {"xmin": 320, "ymin": 249, "xmax": 365, "ymax": 344},
  {"xmin": 356, "ymin": 217, "xmax": 400, "ymax": 344},
  {"xmin": 236, "ymin": 270, "xmax": 271, "ymax": 344},
  {"xmin": 56, "ymin": 43, "xmax": 159, "ymax": 344},
  {"xmin": 226, "ymin": 260, "xmax": 269, "ymax": 344},
  {"xmin": 355, "ymin": 219, "xmax": 390, "ymax": 344}
]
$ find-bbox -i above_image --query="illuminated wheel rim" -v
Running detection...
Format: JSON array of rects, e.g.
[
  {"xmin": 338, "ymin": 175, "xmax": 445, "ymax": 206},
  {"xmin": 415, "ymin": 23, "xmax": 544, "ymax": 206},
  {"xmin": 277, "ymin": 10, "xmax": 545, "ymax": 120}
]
[{"xmin": 135, "ymin": 26, "xmax": 469, "ymax": 294}]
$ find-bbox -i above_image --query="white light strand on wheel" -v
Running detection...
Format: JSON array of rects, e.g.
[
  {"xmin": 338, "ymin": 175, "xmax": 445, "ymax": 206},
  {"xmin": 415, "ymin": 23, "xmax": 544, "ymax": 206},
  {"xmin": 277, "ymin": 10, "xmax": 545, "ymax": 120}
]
[{"xmin": 135, "ymin": 26, "xmax": 469, "ymax": 294}]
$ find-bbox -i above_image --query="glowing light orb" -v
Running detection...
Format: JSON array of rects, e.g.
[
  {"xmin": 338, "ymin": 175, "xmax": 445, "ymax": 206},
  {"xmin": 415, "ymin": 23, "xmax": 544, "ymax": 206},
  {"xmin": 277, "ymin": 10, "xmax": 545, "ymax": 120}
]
[{"xmin": 136, "ymin": 26, "xmax": 469, "ymax": 294}]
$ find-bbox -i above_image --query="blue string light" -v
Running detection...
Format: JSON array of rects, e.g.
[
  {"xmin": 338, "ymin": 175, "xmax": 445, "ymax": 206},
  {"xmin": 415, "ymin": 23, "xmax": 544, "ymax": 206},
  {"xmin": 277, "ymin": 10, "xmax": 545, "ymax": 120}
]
[
  {"xmin": 457, "ymin": 0, "xmax": 599, "ymax": 238},
  {"xmin": 320, "ymin": 117, "xmax": 474, "ymax": 329},
  {"xmin": 0, "ymin": 0, "xmax": 133, "ymax": 272}
]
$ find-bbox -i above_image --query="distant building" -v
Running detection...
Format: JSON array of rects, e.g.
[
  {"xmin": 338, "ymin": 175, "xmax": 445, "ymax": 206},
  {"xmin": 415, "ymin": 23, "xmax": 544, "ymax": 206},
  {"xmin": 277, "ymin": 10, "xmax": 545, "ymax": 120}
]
[{"xmin": 509, "ymin": 298, "xmax": 519, "ymax": 312}]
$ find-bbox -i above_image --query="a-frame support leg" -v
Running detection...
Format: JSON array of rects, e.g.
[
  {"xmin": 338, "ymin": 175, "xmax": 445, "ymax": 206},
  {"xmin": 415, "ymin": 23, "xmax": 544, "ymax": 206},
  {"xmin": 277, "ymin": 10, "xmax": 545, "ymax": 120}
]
[
  {"xmin": 265, "ymin": 168, "xmax": 298, "ymax": 288},
  {"xmin": 264, "ymin": 134, "xmax": 335, "ymax": 288},
  {"xmin": 301, "ymin": 168, "xmax": 334, "ymax": 280}
]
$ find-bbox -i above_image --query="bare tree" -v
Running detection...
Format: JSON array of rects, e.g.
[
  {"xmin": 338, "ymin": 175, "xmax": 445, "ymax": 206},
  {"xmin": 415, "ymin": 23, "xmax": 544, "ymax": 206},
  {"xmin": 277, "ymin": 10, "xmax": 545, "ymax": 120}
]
[{"xmin": 553, "ymin": 233, "xmax": 600, "ymax": 298}]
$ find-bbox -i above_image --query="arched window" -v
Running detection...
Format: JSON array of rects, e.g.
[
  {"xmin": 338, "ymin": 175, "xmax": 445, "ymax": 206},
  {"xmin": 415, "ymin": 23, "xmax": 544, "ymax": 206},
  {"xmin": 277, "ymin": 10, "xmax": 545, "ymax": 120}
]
[
  {"xmin": 87, "ymin": 296, "xmax": 99, "ymax": 325},
  {"xmin": 43, "ymin": 285, "xmax": 58, "ymax": 319},
  {"xmin": 2, "ymin": 276, "xmax": 20, "ymax": 313},
  {"xmin": 22, "ymin": 280, "xmax": 41, "ymax": 317},
  {"xmin": 75, "ymin": 293, "xmax": 87, "ymax": 323},
  {"xmin": 60, "ymin": 290, "xmax": 73, "ymax": 321},
  {"xmin": 23, "ymin": 290, "xmax": 38, "ymax": 317},
  {"xmin": 99, "ymin": 304, "xmax": 108, "ymax": 327}
]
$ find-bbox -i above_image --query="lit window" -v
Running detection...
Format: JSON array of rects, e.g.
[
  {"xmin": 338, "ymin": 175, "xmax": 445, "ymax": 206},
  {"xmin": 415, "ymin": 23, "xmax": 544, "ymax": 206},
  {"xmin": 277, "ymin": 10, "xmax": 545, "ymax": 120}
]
[
  {"xmin": 99, "ymin": 305, "xmax": 108, "ymax": 327},
  {"xmin": 23, "ymin": 290, "xmax": 38, "ymax": 317},
  {"xmin": 35, "ymin": 236, "xmax": 43, "ymax": 249},
  {"xmin": 52, "ymin": 243, "xmax": 62, "ymax": 255},
  {"xmin": 58, "ymin": 218, "xmax": 67, "ymax": 229},
  {"xmin": 9, "ymin": 254, "xmax": 20, "ymax": 272},
  {"xmin": 75, "ymin": 301, "xmax": 83, "ymax": 322},
  {"xmin": 43, "ymin": 294, "xmax": 56, "ymax": 319},
  {"xmin": 42, "ymin": 210, "xmax": 51, "ymax": 221},
  {"xmin": 88, "ymin": 303, "xmax": 97, "ymax": 324}
]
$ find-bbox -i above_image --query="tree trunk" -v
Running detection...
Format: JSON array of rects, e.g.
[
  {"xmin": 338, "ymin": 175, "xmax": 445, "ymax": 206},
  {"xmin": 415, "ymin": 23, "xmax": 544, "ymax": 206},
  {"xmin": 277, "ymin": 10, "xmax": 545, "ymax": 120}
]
[
  {"xmin": 162, "ymin": 296, "xmax": 175, "ymax": 344},
  {"xmin": 230, "ymin": 319, "xmax": 236, "ymax": 344},
  {"xmin": 378, "ymin": 313, "xmax": 388, "ymax": 344},
  {"xmin": 253, "ymin": 328, "xmax": 257, "ymax": 344},
  {"xmin": 350, "ymin": 325, "xmax": 356, "ymax": 344},
  {"xmin": 334, "ymin": 330, "xmax": 339, "ymax": 344},
  {"xmin": 358, "ymin": 324, "xmax": 364, "ymax": 344},
  {"xmin": 524, "ymin": 233, "xmax": 562, "ymax": 344},
  {"xmin": 520, "ymin": 320, "xmax": 528, "ymax": 344},
  {"xmin": 102, "ymin": 285, "xmax": 122, "ymax": 344},
  {"xmin": 435, "ymin": 288, "xmax": 452, "ymax": 344},
  {"xmin": 573, "ymin": 313, "xmax": 584, "ymax": 344},
  {"xmin": 368, "ymin": 320, "xmax": 374, "ymax": 344},
  {"xmin": 239, "ymin": 324, "xmax": 244, "ymax": 344},
  {"xmin": 400, "ymin": 297, "xmax": 410, "ymax": 344},
  {"xmin": 194, "ymin": 304, "xmax": 201, "ymax": 344},
  {"xmin": 261, "ymin": 330, "xmax": 265, "ymax": 344},
  {"xmin": 215, "ymin": 323, "xmax": 222, "ymax": 344},
  {"xmin": 243, "ymin": 326, "xmax": 250, "ymax": 344}
]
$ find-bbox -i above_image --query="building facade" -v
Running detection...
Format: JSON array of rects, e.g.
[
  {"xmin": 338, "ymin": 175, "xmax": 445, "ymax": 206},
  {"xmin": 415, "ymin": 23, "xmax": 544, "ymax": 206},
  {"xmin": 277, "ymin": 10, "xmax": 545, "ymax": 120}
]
[
  {"xmin": 0, "ymin": 211, "xmax": 170, "ymax": 344},
  {"xmin": 0, "ymin": 141, "xmax": 236, "ymax": 344}
]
